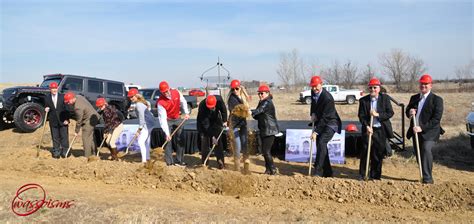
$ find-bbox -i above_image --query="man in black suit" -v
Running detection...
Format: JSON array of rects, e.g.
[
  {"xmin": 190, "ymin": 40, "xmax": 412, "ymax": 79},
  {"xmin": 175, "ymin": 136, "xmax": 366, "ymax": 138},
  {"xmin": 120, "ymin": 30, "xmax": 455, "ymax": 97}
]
[
  {"xmin": 406, "ymin": 74, "xmax": 444, "ymax": 184},
  {"xmin": 197, "ymin": 95, "xmax": 228, "ymax": 169},
  {"xmin": 44, "ymin": 82, "xmax": 70, "ymax": 158},
  {"xmin": 358, "ymin": 78, "xmax": 394, "ymax": 180},
  {"xmin": 309, "ymin": 76, "xmax": 342, "ymax": 177}
]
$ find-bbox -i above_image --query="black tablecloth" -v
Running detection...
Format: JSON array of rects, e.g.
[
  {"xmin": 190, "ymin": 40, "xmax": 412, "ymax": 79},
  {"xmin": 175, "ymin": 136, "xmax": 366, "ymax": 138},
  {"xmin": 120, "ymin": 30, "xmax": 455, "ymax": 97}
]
[{"xmin": 94, "ymin": 119, "xmax": 363, "ymax": 156}]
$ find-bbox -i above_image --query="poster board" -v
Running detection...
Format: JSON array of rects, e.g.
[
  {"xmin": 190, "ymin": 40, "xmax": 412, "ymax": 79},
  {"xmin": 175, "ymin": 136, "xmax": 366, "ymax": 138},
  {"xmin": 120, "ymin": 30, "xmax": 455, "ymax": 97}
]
[
  {"xmin": 285, "ymin": 129, "xmax": 345, "ymax": 164},
  {"xmin": 115, "ymin": 124, "xmax": 141, "ymax": 154}
]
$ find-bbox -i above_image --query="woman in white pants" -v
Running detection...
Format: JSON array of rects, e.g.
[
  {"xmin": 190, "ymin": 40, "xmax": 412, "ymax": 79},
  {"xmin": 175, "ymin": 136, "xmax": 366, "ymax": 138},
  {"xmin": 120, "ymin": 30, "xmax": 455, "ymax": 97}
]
[{"xmin": 128, "ymin": 89, "xmax": 155, "ymax": 163}]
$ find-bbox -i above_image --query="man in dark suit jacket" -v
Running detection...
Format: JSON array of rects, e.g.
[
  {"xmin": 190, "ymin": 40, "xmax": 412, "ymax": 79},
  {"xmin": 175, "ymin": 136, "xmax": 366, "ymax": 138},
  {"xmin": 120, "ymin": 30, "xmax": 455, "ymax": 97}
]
[
  {"xmin": 358, "ymin": 78, "xmax": 394, "ymax": 180},
  {"xmin": 44, "ymin": 82, "xmax": 70, "ymax": 158},
  {"xmin": 309, "ymin": 76, "xmax": 342, "ymax": 177},
  {"xmin": 405, "ymin": 74, "xmax": 444, "ymax": 184},
  {"xmin": 197, "ymin": 95, "xmax": 227, "ymax": 169}
]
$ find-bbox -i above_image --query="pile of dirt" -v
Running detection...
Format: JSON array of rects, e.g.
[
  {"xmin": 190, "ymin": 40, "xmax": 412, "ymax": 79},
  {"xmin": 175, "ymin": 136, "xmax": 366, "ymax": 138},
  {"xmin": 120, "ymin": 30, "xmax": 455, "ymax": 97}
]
[{"xmin": 0, "ymin": 146, "xmax": 472, "ymax": 214}]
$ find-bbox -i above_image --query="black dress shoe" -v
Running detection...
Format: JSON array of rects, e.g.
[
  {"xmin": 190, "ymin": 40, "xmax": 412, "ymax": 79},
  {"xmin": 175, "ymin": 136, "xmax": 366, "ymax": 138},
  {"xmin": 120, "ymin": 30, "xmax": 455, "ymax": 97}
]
[
  {"xmin": 52, "ymin": 154, "xmax": 60, "ymax": 159},
  {"xmin": 323, "ymin": 172, "xmax": 333, "ymax": 178},
  {"xmin": 422, "ymin": 179, "xmax": 434, "ymax": 184}
]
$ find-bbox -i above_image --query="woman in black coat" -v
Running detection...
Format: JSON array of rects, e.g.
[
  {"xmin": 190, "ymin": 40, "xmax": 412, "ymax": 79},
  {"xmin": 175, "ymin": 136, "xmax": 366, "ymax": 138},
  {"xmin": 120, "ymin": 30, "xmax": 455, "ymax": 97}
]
[{"xmin": 252, "ymin": 84, "xmax": 279, "ymax": 175}]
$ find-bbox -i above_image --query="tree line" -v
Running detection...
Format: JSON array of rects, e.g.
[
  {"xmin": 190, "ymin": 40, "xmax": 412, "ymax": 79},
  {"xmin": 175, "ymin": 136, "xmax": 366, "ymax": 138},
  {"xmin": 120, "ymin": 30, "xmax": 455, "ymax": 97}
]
[{"xmin": 276, "ymin": 48, "xmax": 473, "ymax": 92}]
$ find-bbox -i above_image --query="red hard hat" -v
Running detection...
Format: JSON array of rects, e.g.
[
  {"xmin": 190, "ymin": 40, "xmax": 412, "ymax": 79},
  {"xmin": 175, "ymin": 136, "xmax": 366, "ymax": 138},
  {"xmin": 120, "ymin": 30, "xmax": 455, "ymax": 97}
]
[
  {"xmin": 206, "ymin": 95, "xmax": 217, "ymax": 109},
  {"xmin": 64, "ymin": 92, "xmax": 75, "ymax": 103},
  {"xmin": 258, "ymin": 84, "xmax": 270, "ymax": 93},
  {"xmin": 230, "ymin": 79, "xmax": 241, "ymax": 89},
  {"xmin": 345, "ymin": 123, "xmax": 358, "ymax": 132},
  {"xmin": 49, "ymin": 82, "xmax": 58, "ymax": 89},
  {"xmin": 419, "ymin": 74, "xmax": 432, "ymax": 84},
  {"xmin": 368, "ymin": 78, "xmax": 381, "ymax": 86},
  {"xmin": 96, "ymin": 98, "xmax": 106, "ymax": 107},
  {"xmin": 127, "ymin": 88, "xmax": 138, "ymax": 98},
  {"xmin": 159, "ymin": 81, "xmax": 170, "ymax": 93},
  {"xmin": 310, "ymin": 76, "xmax": 322, "ymax": 87}
]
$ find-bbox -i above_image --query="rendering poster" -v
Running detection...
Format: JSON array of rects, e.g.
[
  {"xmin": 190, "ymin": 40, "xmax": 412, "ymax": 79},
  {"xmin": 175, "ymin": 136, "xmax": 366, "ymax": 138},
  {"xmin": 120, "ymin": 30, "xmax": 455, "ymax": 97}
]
[
  {"xmin": 285, "ymin": 129, "xmax": 345, "ymax": 164},
  {"xmin": 115, "ymin": 124, "xmax": 141, "ymax": 154}
]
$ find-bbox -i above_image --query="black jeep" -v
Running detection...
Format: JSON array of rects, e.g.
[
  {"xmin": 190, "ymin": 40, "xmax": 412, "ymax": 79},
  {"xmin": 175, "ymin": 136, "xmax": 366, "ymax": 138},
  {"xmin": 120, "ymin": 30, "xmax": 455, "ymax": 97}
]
[{"xmin": 0, "ymin": 74, "xmax": 128, "ymax": 132}]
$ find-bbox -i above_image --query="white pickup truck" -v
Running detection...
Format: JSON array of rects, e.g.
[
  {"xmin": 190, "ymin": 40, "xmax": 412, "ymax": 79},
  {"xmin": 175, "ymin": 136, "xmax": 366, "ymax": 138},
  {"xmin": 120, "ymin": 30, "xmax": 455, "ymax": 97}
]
[{"xmin": 298, "ymin": 85, "xmax": 364, "ymax": 105}]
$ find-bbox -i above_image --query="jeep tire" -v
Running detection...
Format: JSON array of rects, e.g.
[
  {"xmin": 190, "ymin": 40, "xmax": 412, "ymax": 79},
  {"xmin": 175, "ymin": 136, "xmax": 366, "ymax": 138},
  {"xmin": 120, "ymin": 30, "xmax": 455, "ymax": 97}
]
[
  {"xmin": 0, "ymin": 111, "xmax": 15, "ymax": 130},
  {"xmin": 13, "ymin": 102, "xmax": 45, "ymax": 132}
]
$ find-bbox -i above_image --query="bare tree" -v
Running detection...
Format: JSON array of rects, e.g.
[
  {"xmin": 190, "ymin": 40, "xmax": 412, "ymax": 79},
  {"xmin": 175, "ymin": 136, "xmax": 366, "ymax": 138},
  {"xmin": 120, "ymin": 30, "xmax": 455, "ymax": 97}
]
[
  {"xmin": 276, "ymin": 49, "xmax": 306, "ymax": 90},
  {"xmin": 379, "ymin": 49, "xmax": 427, "ymax": 92},
  {"xmin": 323, "ymin": 60, "xmax": 341, "ymax": 85},
  {"xmin": 341, "ymin": 60, "xmax": 358, "ymax": 89},
  {"xmin": 276, "ymin": 53, "xmax": 292, "ymax": 89},
  {"xmin": 360, "ymin": 64, "xmax": 376, "ymax": 85},
  {"xmin": 407, "ymin": 56, "xmax": 427, "ymax": 91},
  {"xmin": 455, "ymin": 60, "xmax": 474, "ymax": 81},
  {"xmin": 304, "ymin": 60, "xmax": 319, "ymax": 84},
  {"xmin": 319, "ymin": 66, "xmax": 332, "ymax": 84}
]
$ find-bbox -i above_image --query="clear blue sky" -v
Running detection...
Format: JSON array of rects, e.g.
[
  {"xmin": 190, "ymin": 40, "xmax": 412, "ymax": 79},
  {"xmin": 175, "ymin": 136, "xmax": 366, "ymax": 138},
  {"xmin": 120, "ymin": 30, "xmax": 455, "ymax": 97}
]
[{"xmin": 1, "ymin": 0, "xmax": 472, "ymax": 88}]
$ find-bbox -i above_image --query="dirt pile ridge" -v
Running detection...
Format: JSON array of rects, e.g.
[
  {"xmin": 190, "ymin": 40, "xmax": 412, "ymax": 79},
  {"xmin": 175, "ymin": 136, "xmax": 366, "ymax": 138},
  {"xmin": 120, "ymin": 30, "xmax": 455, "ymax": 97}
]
[{"xmin": 1, "ymin": 146, "xmax": 472, "ymax": 215}]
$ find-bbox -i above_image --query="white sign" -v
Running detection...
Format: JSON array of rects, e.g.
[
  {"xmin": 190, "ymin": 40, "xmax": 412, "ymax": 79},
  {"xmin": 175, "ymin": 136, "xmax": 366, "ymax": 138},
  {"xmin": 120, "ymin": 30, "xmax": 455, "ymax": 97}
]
[
  {"xmin": 115, "ymin": 124, "xmax": 141, "ymax": 154},
  {"xmin": 285, "ymin": 129, "xmax": 345, "ymax": 164}
]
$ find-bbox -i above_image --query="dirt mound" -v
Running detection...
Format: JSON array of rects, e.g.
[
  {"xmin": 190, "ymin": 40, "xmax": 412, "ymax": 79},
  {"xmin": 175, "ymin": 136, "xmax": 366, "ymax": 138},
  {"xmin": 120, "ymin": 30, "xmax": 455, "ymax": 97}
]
[{"xmin": 1, "ymin": 145, "xmax": 472, "ymax": 215}]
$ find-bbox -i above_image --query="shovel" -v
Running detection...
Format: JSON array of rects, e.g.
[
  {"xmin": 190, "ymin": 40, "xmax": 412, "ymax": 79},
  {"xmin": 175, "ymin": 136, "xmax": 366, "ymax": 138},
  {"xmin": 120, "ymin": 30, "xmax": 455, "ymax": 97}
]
[
  {"xmin": 149, "ymin": 119, "xmax": 187, "ymax": 167},
  {"xmin": 412, "ymin": 116, "xmax": 424, "ymax": 183},
  {"xmin": 95, "ymin": 135, "xmax": 108, "ymax": 157},
  {"xmin": 65, "ymin": 134, "xmax": 78, "ymax": 158},
  {"xmin": 308, "ymin": 121, "xmax": 315, "ymax": 176},
  {"xmin": 364, "ymin": 115, "xmax": 374, "ymax": 181},
  {"xmin": 36, "ymin": 110, "xmax": 49, "ymax": 157},
  {"xmin": 160, "ymin": 119, "xmax": 186, "ymax": 149},
  {"xmin": 203, "ymin": 128, "xmax": 226, "ymax": 166},
  {"xmin": 117, "ymin": 129, "xmax": 141, "ymax": 158}
]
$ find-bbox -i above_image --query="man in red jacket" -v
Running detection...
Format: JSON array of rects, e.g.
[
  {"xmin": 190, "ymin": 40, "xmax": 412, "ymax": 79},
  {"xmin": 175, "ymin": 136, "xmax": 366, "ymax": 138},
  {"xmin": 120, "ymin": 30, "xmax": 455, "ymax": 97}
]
[{"xmin": 156, "ymin": 81, "xmax": 190, "ymax": 166}]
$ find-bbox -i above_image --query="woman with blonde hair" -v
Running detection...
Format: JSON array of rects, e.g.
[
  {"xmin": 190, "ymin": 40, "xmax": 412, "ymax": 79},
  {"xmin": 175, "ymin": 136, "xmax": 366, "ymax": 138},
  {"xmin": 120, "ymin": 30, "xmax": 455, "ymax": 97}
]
[
  {"xmin": 227, "ymin": 79, "xmax": 251, "ymax": 171},
  {"xmin": 127, "ymin": 89, "xmax": 155, "ymax": 163}
]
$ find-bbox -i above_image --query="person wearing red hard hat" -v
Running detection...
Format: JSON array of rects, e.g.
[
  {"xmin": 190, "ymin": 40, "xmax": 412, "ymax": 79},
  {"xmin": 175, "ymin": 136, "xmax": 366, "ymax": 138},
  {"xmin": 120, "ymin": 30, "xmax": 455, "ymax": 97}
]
[
  {"xmin": 128, "ymin": 89, "xmax": 155, "ymax": 163},
  {"xmin": 156, "ymin": 81, "xmax": 190, "ymax": 166},
  {"xmin": 252, "ymin": 84, "xmax": 280, "ymax": 175},
  {"xmin": 64, "ymin": 91, "xmax": 100, "ymax": 160},
  {"xmin": 196, "ymin": 94, "xmax": 228, "ymax": 169},
  {"xmin": 357, "ymin": 77, "xmax": 394, "ymax": 180},
  {"xmin": 405, "ymin": 74, "xmax": 444, "ymax": 184},
  {"xmin": 43, "ymin": 82, "xmax": 70, "ymax": 158},
  {"xmin": 96, "ymin": 98, "xmax": 125, "ymax": 161},
  {"xmin": 227, "ymin": 79, "xmax": 252, "ymax": 172},
  {"xmin": 308, "ymin": 75, "xmax": 341, "ymax": 177}
]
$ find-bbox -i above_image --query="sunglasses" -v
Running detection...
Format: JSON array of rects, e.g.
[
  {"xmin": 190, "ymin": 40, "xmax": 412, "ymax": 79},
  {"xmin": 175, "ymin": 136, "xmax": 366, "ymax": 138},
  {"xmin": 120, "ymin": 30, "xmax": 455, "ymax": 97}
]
[
  {"xmin": 369, "ymin": 86, "xmax": 378, "ymax": 89},
  {"xmin": 258, "ymin": 92, "xmax": 265, "ymax": 95},
  {"xmin": 232, "ymin": 88, "xmax": 240, "ymax": 91},
  {"xmin": 420, "ymin": 83, "xmax": 430, "ymax": 86}
]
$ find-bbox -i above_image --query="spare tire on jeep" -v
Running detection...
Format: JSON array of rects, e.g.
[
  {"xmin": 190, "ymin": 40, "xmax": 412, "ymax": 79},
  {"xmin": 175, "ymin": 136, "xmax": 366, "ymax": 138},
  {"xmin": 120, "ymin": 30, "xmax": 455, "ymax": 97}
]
[{"xmin": 13, "ymin": 102, "xmax": 46, "ymax": 132}]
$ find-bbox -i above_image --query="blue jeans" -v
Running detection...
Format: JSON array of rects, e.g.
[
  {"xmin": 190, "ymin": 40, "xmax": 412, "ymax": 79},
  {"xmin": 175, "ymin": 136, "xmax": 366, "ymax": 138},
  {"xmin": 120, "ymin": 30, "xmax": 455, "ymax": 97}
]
[{"xmin": 232, "ymin": 127, "xmax": 248, "ymax": 158}]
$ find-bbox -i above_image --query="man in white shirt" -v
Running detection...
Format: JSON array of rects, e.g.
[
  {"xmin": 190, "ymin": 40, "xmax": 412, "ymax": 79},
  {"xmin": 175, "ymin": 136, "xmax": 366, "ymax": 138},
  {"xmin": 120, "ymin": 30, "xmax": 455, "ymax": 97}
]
[
  {"xmin": 156, "ymin": 81, "xmax": 190, "ymax": 166},
  {"xmin": 406, "ymin": 74, "xmax": 444, "ymax": 184}
]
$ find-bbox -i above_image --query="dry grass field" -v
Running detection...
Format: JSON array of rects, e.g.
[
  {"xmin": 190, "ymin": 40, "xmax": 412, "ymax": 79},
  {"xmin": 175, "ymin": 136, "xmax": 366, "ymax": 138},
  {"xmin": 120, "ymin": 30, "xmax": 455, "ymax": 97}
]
[{"xmin": 0, "ymin": 83, "xmax": 472, "ymax": 222}]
